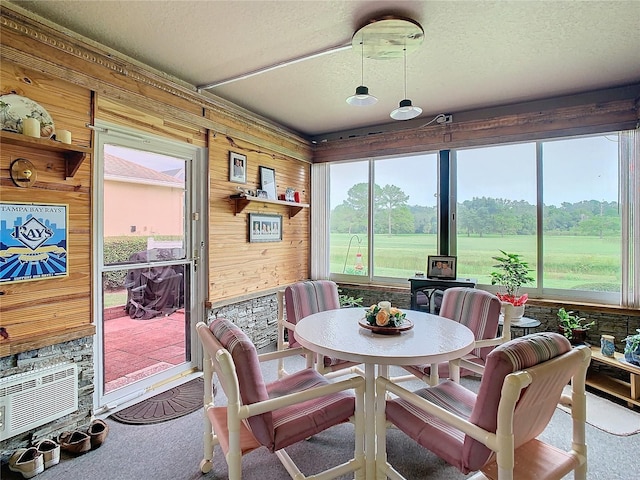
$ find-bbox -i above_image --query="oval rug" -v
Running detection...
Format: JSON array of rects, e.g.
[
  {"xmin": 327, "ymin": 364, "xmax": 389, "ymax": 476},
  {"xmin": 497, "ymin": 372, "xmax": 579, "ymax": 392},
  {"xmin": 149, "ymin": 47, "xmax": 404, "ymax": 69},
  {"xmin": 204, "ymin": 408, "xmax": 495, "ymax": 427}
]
[{"xmin": 110, "ymin": 377, "xmax": 203, "ymax": 425}]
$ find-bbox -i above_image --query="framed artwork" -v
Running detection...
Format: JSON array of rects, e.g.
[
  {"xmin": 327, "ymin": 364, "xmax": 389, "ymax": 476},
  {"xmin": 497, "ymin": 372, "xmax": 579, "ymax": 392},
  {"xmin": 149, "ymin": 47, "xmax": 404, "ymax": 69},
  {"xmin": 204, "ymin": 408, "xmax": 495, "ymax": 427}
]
[
  {"xmin": 427, "ymin": 255, "xmax": 457, "ymax": 280},
  {"xmin": 285, "ymin": 187, "xmax": 295, "ymax": 201},
  {"xmin": 259, "ymin": 166, "xmax": 277, "ymax": 200},
  {"xmin": 229, "ymin": 151, "xmax": 247, "ymax": 184},
  {"xmin": 249, "ymin": 213, "xmax": 282, "ymax": 242},
  {"xmin": 256, "ymin": 189, "xmax": 268, "ymax": 199},
  {"xmin": 0, "ymin": 201, "xmax": 69, "ymax": 284}
]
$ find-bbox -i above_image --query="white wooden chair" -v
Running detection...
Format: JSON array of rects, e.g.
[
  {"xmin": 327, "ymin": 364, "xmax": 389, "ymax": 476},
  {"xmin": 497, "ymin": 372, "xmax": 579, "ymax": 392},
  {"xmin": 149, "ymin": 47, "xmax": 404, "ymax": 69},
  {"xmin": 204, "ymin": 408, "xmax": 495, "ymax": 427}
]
[
  {"xmin": 277, "ymin": 280, "xmax": 362, "ymax": 378},
  {"xmin": 394, "ymin": 287, "xmax": 506, "ymax": 386},
  {"xmin": 376, "ymin": 332, "xmax": 591, "ymax": 480},
  {"xmin": 196, "ymin": 318, "xmax": 365, "ymax": 480}
]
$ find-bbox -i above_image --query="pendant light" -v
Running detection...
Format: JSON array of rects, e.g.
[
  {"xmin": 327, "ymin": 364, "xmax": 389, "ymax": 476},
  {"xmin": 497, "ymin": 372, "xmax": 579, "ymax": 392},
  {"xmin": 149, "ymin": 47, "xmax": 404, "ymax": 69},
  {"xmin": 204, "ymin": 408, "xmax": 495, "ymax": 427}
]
[
  {"xmin": 346, "ymin": 38, "xmax": 377, "ymax": 106},
  {"xmin": 390, "ymin": 46, "xmax": 422, "ymax": 120}
]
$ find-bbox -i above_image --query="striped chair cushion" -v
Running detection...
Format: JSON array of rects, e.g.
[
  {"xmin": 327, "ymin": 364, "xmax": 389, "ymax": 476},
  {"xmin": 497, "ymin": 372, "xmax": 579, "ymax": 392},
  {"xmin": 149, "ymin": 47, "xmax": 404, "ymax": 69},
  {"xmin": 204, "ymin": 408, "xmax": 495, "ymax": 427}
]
[
  {"xmin": 284, "ymin": 280, "xmax": 340, "ymax": 349},
  {"xmin": 209, "ymin": 318, "xmax": 274, "ymax": 449},
  {"xmin": 267, "ymin": 368, "xmax": 355, "ymax": 451},
  {"xmin": 463, "ymin": 332, "xmax": 572, "ymax": 471},
  {"xmin": 406, "ymin": 288, "xmax": 501, "ymax": 380},
  {"xmin": 403, "ymin": 352, "xmax": 483, "ymax": 379},
  {"xmin": 440, "ymin": 288, "xmax": 501, "ymax": 360},
  {"xmin": 386, "ymin": 381, "xmax": 477, "ymax": 472},
  {"xmin": 388, "ymin": 332, "xmax": 571, "ymax": 474}
]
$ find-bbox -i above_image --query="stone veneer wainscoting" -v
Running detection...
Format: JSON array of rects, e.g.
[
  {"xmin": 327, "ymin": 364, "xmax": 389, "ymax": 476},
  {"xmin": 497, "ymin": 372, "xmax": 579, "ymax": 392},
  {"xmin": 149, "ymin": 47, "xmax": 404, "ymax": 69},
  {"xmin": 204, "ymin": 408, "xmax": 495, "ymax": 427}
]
[
  {"xmin": 0, "ymin": 337, "xmax": 94, "ymax": 460},
  {"xmin": 207, "ymin": 292, "xmax": 280, "ymax": 350}
]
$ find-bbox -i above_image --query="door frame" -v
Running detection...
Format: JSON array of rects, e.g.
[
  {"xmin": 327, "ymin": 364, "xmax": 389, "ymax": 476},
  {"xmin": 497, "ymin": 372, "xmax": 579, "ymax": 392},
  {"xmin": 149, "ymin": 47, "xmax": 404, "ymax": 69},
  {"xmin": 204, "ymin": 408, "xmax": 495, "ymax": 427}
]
[{"xmin": 91, "ymin": 120, "xmax": 207, "ymax": 413}]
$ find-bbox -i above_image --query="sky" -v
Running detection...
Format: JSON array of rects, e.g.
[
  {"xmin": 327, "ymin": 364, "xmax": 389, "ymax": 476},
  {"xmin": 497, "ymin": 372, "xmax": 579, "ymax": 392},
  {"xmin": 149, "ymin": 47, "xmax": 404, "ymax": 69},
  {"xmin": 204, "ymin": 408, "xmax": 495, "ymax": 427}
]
[
  {"xmin": 105, "ymin": 135, "xmax": 620, "ymax": 210},
  {"xmin": 330, "ymin": 134, "xmax": 619, "ymax": 209}
]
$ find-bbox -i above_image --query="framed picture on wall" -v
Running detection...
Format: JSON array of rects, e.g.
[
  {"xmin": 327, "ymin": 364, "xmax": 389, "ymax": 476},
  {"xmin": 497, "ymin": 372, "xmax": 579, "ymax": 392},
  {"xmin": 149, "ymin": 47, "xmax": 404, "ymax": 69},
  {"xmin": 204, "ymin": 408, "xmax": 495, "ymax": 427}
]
[
  {"xmin": 0, "ymin": 201, "xmax": 69, "ymax": 284},
  {"xmin": 249, "ymin": 213, "xmax": 282, "ymax": 242},
  {"xmin": 259, "ymin": 166, "xmax": 277, "ymax": 199},
  {"xmin": 229, "ymin": 151, "xmax": 247, "ymax": 184},
  {"xmin": 427, "ymin": 255, "xmax": 457, "ymax": 280}
]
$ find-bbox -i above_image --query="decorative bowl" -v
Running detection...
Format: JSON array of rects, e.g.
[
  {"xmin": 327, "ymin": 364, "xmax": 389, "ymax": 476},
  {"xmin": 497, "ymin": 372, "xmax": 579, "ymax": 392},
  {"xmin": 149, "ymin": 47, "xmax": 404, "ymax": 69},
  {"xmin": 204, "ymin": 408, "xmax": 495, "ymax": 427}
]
[
  {"xmin": 0, "ymin": 94, "xmax": 55, "ymax": 138},
  {"xmin": 358, "ymin": 318, "xmax": 414, "ymax": 335}
]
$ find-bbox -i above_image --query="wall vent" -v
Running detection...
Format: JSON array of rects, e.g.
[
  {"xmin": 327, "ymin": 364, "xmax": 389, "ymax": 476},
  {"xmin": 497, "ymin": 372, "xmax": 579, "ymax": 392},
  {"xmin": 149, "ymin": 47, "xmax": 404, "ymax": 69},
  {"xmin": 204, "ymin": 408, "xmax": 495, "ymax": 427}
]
[{"xmin": 0, "ymin": 363, "xmax": 78, "ymax": 441}]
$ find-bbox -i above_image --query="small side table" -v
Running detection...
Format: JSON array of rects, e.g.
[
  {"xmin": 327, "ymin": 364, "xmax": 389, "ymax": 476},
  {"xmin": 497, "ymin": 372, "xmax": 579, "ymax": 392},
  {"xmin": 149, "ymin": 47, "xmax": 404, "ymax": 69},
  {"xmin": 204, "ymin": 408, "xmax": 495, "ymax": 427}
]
[{"xmin": 498, "ymin": 316, "xmax": 541, "ymax": 337}]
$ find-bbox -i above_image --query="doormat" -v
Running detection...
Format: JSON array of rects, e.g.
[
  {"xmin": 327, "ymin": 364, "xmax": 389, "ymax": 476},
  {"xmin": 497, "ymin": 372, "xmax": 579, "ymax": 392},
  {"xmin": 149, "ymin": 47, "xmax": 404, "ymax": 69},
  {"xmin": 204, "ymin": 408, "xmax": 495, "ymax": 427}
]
[
  {"xmin": 110, "ymin": 377, "xmax": 203, "ymax": 425},
  {"xmin": 558, "ymin": 385, "xmax": 640, "ymax": 436}
]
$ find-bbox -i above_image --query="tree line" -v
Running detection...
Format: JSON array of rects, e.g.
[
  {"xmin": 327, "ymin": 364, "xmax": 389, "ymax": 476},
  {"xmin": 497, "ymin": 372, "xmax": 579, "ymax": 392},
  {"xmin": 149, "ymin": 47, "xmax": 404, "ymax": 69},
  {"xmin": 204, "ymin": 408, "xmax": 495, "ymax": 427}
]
[{"xmin": 330, "ymin": 183, "xmax": 620, "ymax": 237}]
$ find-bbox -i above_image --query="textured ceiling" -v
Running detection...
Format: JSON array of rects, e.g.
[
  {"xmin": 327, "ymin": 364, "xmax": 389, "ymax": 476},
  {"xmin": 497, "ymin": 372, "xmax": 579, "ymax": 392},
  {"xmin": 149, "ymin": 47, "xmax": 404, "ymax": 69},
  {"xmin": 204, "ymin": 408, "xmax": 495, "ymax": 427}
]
[{"xmin": 9, "ymin": 0, "xmax": 640, "ymax": 138}]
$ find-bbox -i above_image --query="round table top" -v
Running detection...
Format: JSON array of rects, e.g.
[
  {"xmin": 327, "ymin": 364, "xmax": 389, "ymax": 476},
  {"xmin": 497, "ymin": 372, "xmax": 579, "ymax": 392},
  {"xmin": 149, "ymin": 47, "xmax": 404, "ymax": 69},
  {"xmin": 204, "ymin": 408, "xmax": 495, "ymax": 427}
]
[{"xmin": 294, "ymin": 307, "xmax": 475, "ymax": 366}]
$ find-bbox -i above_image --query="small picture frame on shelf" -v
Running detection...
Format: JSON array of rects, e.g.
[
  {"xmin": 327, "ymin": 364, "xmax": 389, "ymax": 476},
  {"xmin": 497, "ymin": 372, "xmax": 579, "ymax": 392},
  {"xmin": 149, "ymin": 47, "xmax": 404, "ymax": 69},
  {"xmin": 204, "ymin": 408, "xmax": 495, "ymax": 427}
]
[
  {"xmin": 256, "ymin": 189, "xmax": 268, "ymax": 199},
  {"xmin": 229, "ymin": 151, "xmax": 247, "ymax": 184},
  {"xmin": 427, "ymin": 255, "xmax": 457, "ymax": 280},
  {"xmin": 249, "ymin": 213, "xmax": 282, "ymax": 242},
  {"xmin": 285, "ymin": 187, "xmax": 295, "ymax": 202},
  {"xmin": 259, "ymin": 166, "xmax": 277, "ymax": 200}
]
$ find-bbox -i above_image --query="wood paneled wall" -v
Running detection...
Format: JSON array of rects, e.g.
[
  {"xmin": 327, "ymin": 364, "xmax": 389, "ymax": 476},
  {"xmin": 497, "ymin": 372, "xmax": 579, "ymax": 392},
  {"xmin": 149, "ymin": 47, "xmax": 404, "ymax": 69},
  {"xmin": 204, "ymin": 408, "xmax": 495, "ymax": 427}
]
[
  {"xmin": 208, "ymin": 130, "xmax": 310, "ymax": 304},
  {"xmin": 0, "ymin": 4, "xmax": 313, "ymax": 356},
  {"xmin": 0, "ymin": 62, "xmax": 94, "ymax": 356}
]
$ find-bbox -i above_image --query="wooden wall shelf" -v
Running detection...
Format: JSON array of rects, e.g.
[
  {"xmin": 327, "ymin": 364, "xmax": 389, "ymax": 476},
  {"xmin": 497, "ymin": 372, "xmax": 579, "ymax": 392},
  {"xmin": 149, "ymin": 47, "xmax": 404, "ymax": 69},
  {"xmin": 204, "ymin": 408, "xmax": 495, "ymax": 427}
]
[
  {"xmin": 230, "ymin": 193, "xmax": 309, "ymax": 218},
  {"xmin": 1, "ymin": 130, "xmax": 91, "ymax": 178}
]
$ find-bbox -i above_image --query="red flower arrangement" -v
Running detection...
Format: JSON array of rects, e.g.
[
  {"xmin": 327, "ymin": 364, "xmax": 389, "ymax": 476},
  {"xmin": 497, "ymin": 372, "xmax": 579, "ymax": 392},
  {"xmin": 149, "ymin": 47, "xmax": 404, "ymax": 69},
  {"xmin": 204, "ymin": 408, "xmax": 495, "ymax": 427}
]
[{"xmin": 496, "ymin": 292, "xmax": 528, "ymax": 306}]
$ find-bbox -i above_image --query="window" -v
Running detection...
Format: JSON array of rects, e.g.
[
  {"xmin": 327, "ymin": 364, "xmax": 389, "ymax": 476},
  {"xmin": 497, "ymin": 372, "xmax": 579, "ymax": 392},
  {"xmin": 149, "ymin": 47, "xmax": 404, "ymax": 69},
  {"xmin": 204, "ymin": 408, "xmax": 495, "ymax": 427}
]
[
  {"xmin": 329, "ymin": 153, "xmax": 438, "ymax": 280},
  {"xmin": 541, "ymin": 135, "xmax": 620, "ymax": 297},
  {"xmin": 325, "ymin": 130, "xmax": 638, "ymax": 306},
  {"xmin": 455, "ymin": 143, "xmax": 537, "ymax": 288},
  {"xmin": 329, "ymin": 161, "xmax": 369, "ymax": 276},
  {"xmin": 454, "ymin": 134, "xmax": 621, "ymax": 303}
]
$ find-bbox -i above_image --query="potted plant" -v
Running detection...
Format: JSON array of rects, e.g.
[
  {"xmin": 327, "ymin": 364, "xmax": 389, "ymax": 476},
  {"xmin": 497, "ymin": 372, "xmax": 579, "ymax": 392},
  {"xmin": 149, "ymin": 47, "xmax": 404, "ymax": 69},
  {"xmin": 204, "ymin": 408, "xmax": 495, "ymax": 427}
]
[
  {"xmin": 557, "ymin": 308, "xmax": 595, "ymax": 345},
  {"xmin": 490, "ymin": 250, "xmax": 534, "ymax": 322},
  {"xmin": 338, "ymin": 289, "xmax": 363, "ymax": 308},
  {"xmin": 623, "ymin": 329, "xmax": 640, "ymax": 366}
]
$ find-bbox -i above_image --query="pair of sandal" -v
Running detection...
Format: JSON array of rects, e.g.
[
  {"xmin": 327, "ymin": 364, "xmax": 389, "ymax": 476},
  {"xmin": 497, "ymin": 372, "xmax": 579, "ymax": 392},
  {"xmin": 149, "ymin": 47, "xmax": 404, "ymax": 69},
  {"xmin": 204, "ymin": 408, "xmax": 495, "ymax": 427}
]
[
  {"xmin": 8, "ymin": 439, "xmax": 60, "ymax": 479},
  {"xmin": 57, "ymin": 418, "xmax": 109, "ymax": 455}
]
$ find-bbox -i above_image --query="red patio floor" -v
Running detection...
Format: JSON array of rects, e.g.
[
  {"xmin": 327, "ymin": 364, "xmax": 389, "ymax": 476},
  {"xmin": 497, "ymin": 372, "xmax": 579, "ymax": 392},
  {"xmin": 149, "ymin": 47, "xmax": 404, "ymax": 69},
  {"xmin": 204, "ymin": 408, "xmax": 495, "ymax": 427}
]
[{"xmin": 103, "ymin": 309, "xmax": 187, "ymax": 392}]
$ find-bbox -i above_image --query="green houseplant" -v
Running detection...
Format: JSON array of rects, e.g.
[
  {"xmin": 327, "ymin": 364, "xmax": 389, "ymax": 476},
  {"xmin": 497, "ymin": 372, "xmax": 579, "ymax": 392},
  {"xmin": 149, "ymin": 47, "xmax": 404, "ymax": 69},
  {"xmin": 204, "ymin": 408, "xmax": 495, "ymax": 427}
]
[
  {"xmin": 623, "ymin": 329, "xmax": 640, "ymax": 366},
  {"xmin": 338, "ymin": 289, "xmax": 363, "ymax": 308},
  {"xmin": 490, "ymin": 250, "xmax": 534, "ymax": 323},
  {"xmin": 557, "ymin": 308, "xmax": 595, "ymax": 344}
]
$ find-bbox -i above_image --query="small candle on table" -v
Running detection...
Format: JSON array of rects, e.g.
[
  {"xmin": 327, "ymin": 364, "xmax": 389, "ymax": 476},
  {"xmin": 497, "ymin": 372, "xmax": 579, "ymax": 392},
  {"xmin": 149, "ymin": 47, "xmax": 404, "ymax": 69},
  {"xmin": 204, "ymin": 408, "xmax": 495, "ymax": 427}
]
[
  {"xmin": 22, "ymin": 117, "xmax": 40, "ymax": 138},
  {"xmin": 378, "ymin": 301, "xmax": 391, "ymax": 312}
]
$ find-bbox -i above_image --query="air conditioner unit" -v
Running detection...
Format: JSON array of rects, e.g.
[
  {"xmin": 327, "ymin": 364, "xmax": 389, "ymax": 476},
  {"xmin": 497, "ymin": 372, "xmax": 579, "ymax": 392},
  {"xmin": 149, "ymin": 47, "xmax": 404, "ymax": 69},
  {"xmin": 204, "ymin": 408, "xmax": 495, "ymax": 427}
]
[{"xmin": 0, "ymin": 363, "xmax": 78, "ymax": 441}]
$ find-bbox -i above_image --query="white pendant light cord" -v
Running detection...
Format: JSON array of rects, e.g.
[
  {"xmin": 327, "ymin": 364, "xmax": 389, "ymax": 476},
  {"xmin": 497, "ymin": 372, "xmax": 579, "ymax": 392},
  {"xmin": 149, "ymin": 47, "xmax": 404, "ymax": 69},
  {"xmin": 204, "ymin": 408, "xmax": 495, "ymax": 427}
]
[
  {"xmin": 360, "ymin": 38, "xmax": 365, "ymax": 86},
  {"xmin": 402, "ymin": 46, "xmax": 408, "ymax": 100}
]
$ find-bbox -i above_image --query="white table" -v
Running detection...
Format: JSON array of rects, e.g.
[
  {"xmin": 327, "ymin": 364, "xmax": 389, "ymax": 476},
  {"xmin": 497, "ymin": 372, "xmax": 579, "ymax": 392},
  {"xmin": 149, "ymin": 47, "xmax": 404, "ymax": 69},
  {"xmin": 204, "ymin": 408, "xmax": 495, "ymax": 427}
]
[{"xmin": 294, "ymin": 308, "xmax": 475, "ymax": 480}]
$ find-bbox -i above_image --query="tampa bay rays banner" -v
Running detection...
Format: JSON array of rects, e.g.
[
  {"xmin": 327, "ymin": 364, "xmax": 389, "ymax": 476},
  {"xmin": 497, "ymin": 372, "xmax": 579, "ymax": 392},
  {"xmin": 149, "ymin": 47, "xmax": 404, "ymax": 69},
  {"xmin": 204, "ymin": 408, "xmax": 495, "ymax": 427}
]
[{"xmin": 0, "ymin": 202, "xmax": 69, "ymax": 284}]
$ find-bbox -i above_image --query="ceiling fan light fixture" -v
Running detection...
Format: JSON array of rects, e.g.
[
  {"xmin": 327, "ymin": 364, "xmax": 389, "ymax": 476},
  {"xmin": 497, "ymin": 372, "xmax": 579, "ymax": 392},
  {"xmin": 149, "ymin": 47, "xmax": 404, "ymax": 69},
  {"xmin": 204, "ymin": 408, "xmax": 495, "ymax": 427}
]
[
  {"xmin": 390, "ymin": 99, "xmax": 422, "ymax": 120},
  {"xmin": 346, "ymin": 85, "xmax": 378, "ymax": 106}
]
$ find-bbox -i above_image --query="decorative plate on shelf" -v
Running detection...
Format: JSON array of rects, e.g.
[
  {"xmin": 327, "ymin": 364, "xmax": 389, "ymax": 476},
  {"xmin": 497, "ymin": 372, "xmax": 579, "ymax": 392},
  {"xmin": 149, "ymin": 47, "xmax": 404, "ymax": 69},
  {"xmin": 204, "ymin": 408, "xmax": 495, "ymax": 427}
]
[
  {"xmin": 358, "ymin": 318, "xmax": 414, "ymax": 335},
  {"xmin": 0, "ymin": 94, "xmax": 55, "ymax": 138}
]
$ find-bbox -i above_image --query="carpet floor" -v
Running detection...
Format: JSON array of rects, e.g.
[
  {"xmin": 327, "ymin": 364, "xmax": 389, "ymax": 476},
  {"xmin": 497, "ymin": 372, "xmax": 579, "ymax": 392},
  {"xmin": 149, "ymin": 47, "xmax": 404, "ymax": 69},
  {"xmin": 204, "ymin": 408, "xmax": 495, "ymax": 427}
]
[
  {"xmin": 2, "ymin": 355, "xmax": 639, "ymax": 479},
  {"xmin": 558, "ymin": 384, "xmax": 640, "ymax": 436}
]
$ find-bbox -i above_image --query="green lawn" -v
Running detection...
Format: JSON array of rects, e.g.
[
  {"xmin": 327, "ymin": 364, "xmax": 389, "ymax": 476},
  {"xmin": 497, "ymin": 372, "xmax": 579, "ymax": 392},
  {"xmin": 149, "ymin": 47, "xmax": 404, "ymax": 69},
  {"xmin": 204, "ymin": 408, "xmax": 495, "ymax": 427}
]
[
  {"xmin": 103, "ymin": 290, "xmax": 127, "ymax": 308},
  {"xmin": 330, "ymin": 233, "xmax": 620, "ymax": 291}
]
